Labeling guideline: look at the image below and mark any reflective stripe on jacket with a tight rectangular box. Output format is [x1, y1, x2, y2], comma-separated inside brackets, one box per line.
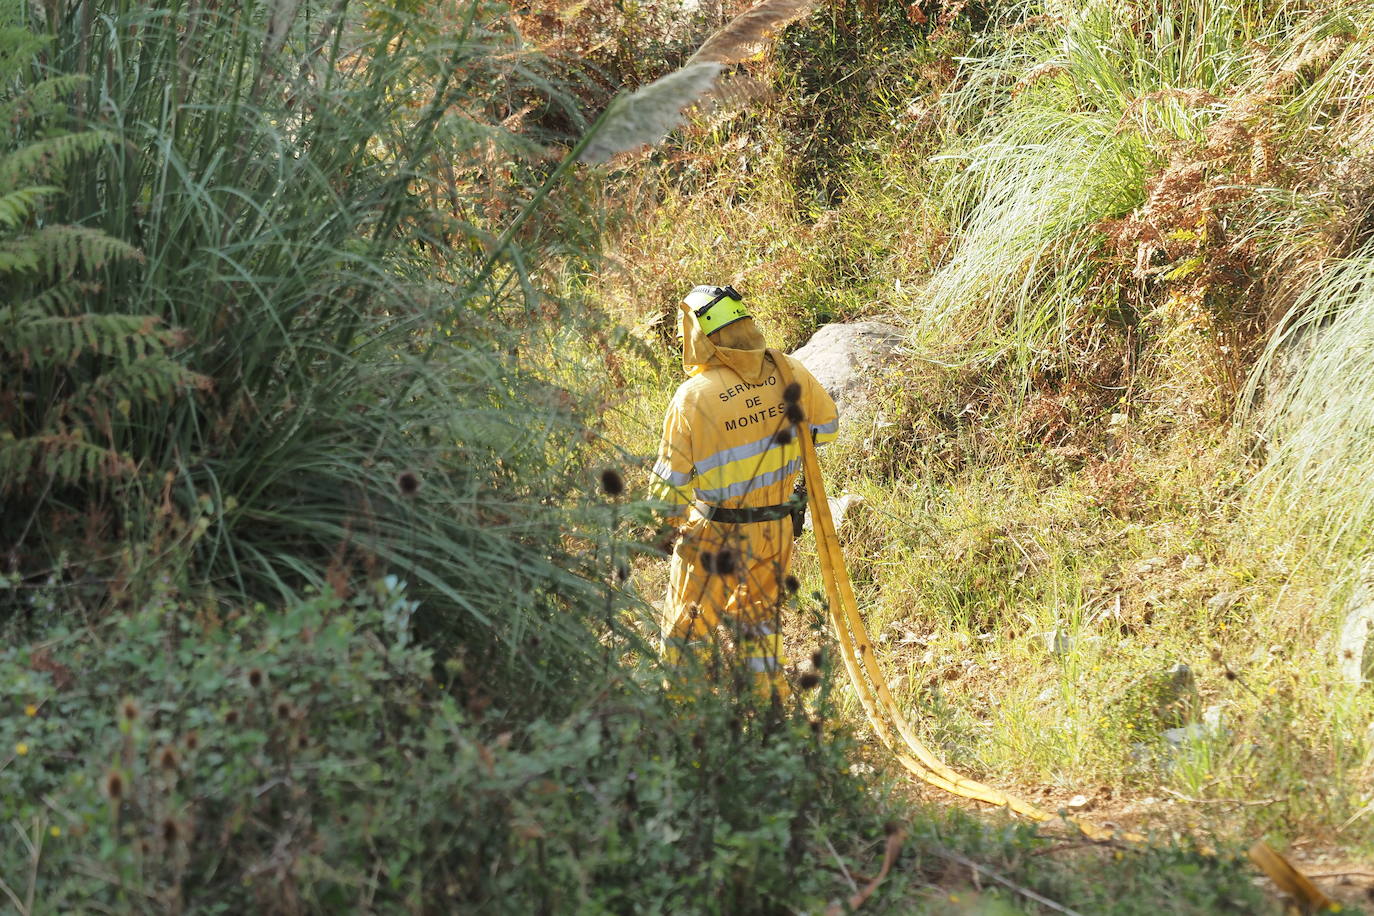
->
[651, 351, 838, 517]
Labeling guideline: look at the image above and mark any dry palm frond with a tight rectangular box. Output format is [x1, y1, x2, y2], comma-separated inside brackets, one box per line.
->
[579, 62, 723, 164]
[687, 0, 817, 67]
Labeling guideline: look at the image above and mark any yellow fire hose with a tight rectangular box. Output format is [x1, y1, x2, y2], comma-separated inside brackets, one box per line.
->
[768, 351, 1334, 913]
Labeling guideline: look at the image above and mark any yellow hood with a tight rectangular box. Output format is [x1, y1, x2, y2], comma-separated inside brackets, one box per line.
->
[679, 302, 770, 383]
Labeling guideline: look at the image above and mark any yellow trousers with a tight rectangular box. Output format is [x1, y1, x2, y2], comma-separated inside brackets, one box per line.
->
[661, 515, 793, 700]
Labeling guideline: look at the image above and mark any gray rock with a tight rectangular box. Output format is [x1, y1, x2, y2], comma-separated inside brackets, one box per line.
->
[790, 321, 905, 420]
[1040, 629, 1072, 656]
[830, 493, 864, 526]
[1163, 724, 1206, 747]
[1129, 741, 1155, 764]
[1338, 574, 1374, 685]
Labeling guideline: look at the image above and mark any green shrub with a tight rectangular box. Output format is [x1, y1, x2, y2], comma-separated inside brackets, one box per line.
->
[2, 580, 1282, 914]
[0, 582, 904, 914]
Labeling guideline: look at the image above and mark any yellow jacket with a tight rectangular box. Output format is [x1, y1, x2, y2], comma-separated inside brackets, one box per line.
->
[651, 304, 838, 519]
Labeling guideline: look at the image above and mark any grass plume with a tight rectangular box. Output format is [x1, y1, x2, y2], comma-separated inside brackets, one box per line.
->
[686, 0, 817, 67]
[579, 62, 723, 164]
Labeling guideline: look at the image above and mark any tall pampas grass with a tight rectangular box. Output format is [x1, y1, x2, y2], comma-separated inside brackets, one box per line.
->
[578, 0, 818, 164]
[4, 0, 621, 700]
[578, 62, 723, 164]
[1246, 242, 1374, 562]
[687, 0, 816, 66]
[911, 0, 1300, 370]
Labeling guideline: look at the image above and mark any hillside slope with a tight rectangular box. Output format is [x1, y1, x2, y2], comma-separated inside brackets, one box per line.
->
[592, 0, 1374, 863]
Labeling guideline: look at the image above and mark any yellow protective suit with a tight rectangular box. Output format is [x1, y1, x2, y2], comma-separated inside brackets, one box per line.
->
[651, 303, 839, 699]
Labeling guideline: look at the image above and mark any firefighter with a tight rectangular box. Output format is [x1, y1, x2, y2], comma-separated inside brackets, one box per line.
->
[650, 285, 838, 700]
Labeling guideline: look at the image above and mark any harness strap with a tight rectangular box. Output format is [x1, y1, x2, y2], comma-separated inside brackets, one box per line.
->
[693, 498, 800, 524]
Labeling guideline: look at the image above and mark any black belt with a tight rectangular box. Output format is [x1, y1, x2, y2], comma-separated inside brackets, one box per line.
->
[694, 497, 801, 525]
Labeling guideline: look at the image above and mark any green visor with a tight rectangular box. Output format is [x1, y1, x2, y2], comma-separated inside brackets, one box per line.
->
[683, 285, 749, 336]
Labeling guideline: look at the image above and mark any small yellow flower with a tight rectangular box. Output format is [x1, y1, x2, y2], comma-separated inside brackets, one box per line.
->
[15, 743, 28, 756]
[24, 704, 37, 717]
[48, 826, 60, 838]
[948, 894, 960, 903]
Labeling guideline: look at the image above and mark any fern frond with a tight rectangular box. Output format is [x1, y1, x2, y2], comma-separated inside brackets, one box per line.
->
[0, 74, 87, 126]
[7, 73, 87, 117]
[71, 356, 211, 410]
[5, 279, 101, 315]
[0, 433, 136, 495]
[0, 310, 171, 367]
[21, 224, 142, 278]
[0, 185, 55, 228]
[0, 26, 46, 87]
[0, 237, 41, 273]
[0, 132, 110, 190]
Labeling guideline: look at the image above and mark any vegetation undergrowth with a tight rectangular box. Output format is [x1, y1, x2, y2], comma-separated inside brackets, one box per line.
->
[589, 0, 1374, 885]
[2, 577, 916, 911]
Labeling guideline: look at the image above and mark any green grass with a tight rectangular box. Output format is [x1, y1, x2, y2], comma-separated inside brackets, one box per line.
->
[796, 411, 1374, 848]
[912, 0, 1308, 375]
